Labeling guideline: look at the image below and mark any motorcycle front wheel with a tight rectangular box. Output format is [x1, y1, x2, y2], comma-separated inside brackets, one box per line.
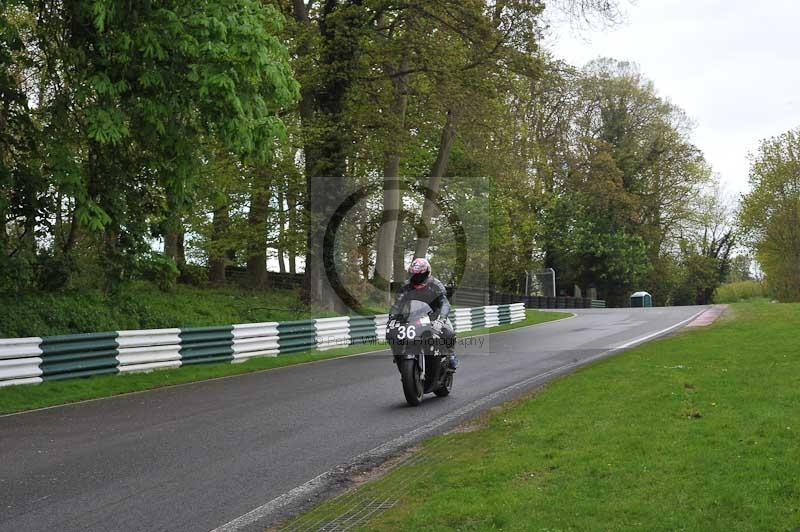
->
[399, 358, 424, 406]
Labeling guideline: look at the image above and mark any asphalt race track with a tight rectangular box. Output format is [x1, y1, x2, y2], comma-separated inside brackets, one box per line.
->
[0, 306, 707, 532]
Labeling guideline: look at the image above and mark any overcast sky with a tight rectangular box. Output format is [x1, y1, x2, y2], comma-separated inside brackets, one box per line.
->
[545, 0, 800, 195]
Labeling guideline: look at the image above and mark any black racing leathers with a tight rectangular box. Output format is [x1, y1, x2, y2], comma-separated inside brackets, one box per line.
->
[390, 277, 450, 319]
[389, 277, 455, 350]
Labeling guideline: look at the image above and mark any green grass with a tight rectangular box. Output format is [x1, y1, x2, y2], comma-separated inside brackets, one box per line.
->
[287, 301, 800, 531]
[713, 280, 768, 303]
[0, 282, 334, 337]
[0, 310, 567, 415]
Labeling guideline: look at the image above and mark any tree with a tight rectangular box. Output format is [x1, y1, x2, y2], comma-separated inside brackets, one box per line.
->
[740, 128, 800, 301]
[3, 0, 298, 290]
[673, 185, 735, 305]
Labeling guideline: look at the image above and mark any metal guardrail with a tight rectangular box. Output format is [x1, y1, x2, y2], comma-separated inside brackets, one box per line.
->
[0, 303, 526, 387]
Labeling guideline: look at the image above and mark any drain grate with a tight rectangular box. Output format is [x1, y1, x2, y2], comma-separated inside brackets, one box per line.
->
[277, 441, 452, 531]
[282, 497, 398, 532]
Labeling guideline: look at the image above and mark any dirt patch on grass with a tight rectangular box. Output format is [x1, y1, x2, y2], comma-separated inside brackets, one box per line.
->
[348, 444, 422, 487]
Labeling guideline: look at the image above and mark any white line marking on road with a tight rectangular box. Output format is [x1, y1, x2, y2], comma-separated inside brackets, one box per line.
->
[210, 307, 707, 532]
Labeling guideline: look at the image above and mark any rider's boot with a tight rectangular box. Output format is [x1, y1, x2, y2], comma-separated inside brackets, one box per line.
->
[447, 349, 458, 371]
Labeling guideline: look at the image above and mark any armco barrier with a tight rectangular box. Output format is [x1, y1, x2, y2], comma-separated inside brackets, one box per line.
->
[40, 332, 119, 380]
[453, 308, 472, 332]
[179, 326, 233, 365]
[484, 305, 500, 328]
[0, 337, 43, 387]
[315, 316, 350, 350]
[509, 303, 525, 322]
[374, 314, 389, 342]
[277, 320, 317, 354]
[232, 322, 280, 361]
[0, 303, 528, 387]
[348, 316, 377, 345]
[497, 305, 512, 325]
[116, 329, 181, 373]
[470, 307, 486, 329]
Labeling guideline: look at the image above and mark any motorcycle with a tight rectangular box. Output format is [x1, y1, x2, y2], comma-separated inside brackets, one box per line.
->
[386, 300, 454, 406]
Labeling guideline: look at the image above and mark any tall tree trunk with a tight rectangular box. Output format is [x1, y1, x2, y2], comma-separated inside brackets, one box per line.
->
[287, 187, 298, 275]
[393, 216, 407, 290]
[375, 57, 409, 301]
[0, 96, 10, 252]
[164, 225, 184, 268]
[164, 232, 178, 261]
[164, 224, 186, 272]
[0, 204, 6, 252]
[208, 204, 230, 283]
[163, 200, 183, 269]
[64, 202, 80, 256]
[301, 2, 366, 312]
[289, 0, 316, 302]
[246, 167, 271, 289]
[277, 188, 287, 273]
[177, 232, 186, 267]
[278, 252, 287, 273]
[414, 108, 460, 259]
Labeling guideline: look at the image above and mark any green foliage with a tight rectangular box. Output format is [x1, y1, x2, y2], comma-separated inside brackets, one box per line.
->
[2, 0, 298, 294]
[136, 253, 180, 292]
[672, 253, 720, 306]
[740, 128, 800, 302]
[0, 283, 326, 337]
[713, 280, 768, 303]
[0, 254, 36, 293]
[2, 0, 728, 311]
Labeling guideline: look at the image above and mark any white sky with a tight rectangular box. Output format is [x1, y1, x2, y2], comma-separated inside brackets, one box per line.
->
[545, 0, 800, 195]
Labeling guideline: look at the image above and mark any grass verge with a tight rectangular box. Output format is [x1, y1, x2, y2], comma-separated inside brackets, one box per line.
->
[0, 310, 567, 415]
[285, 300, 800, 531]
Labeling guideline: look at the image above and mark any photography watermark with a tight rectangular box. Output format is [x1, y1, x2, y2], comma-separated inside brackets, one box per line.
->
[315, 335, 487, 351]
[321, 178, 471, 312]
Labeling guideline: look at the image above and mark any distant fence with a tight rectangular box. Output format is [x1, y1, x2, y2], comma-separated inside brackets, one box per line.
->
[214, 272, 607, 310]
[501, 295, 606, 309]
[449, 286, 606, 309]
[220, 268, 304, 290]
[0, 303, 525, 387]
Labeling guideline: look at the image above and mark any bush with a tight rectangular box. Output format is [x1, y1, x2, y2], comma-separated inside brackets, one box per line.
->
[0, 282, 337, 337]
[713, 280, 768, 303]
[0, 253, 36, 293]
[135, 253, 180, 292]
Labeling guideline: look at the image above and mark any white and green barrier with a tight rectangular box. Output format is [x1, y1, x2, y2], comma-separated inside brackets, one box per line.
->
[0, 303, 525, 387]
[117, 329, 182, 373]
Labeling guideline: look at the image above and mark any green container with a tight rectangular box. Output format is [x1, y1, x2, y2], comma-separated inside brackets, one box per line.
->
[630, 291, 653, 308]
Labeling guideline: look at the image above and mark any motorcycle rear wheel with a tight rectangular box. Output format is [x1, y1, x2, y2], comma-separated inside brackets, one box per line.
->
[400, 359, 424, 406]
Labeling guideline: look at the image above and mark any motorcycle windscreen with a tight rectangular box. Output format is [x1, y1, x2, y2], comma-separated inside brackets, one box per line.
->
[396, 300, 433, 323]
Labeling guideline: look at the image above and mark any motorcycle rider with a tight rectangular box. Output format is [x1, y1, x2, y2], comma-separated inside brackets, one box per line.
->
[389, 257, 458, 370]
